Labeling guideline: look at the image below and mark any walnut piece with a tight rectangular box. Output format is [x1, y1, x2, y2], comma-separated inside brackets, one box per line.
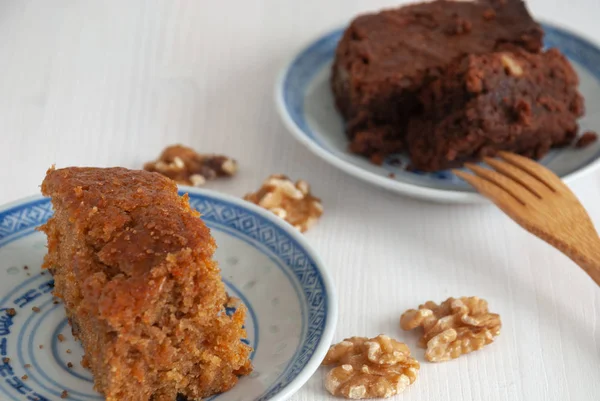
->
[244, 175, 323, 232]
[144, 144, 237, 186]
[322, 335, 419, 399]
[500, 54, 523, 77]
[400, 297, 501, 362]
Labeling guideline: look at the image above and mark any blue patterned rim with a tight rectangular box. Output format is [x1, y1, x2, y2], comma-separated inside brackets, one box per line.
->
[0, 190, 336, 401]
[276, 22, 600, 201]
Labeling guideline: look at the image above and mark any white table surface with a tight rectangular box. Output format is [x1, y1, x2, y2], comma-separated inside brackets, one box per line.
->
[1, 1, 599, 400]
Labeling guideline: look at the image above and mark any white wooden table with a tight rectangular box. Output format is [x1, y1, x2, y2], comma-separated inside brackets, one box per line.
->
[1, 1, 599, 400]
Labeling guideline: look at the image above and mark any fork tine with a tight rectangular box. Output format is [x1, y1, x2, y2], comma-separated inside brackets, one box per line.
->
[483, 157, 552, 198]
[497, 151, 562, 192]
[464, 163, 540, 205]
[453, 169, 525, 211]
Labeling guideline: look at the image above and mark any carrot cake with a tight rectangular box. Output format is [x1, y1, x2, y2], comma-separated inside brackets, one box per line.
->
[40, 167, 252, 401]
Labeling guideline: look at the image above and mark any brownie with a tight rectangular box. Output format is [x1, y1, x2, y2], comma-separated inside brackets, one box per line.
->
[40, 167, 252, 401]
[331, 0, 543, 162]
[406, 49, 584, 171]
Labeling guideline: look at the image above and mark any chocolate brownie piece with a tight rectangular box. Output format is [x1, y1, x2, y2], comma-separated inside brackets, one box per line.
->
[331, 0, 543, 161]
[406, 49, 584, 171]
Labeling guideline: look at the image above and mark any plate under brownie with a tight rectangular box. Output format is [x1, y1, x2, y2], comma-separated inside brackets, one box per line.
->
[0, 189, 337, 401]
[275, 22, 600, 203]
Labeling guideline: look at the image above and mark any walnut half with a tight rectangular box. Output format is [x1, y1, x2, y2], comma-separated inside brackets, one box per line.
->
[400, 297, 501, 362]
[322, 335, 419, 399]
[244, 175, 323, 232]
[144, 144, 238, 186]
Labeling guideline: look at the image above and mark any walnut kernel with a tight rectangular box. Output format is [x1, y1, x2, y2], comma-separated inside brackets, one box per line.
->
[500, 54, 523, 77]
[144, 144, 237, 186]
[244, 175, 323, 232]
[322, 335, 419, 399]
[400, 297, 501, 362]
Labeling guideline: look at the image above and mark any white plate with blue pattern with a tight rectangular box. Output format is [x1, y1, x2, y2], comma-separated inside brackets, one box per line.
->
[0, 188, 337, 401]
[275, 22, 600, 203]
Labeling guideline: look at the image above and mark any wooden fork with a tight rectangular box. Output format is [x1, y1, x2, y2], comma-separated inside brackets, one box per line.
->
[454, 151, 600, 287]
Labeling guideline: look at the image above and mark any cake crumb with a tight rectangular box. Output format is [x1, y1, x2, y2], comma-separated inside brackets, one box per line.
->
[388, 172, 396, 178]
[32, 307, 40, 313]
[39, 345, 44, 349]
[61, 390, 68, 399]
[6, 308, 16, 317]
[369, 153, 385, 166]
[67, 362, 74, 368]
[2, 358, 9, 364]
[23, 265, 29, 270]
[575, 131, 598, 148]
[58, 334, 66, 342]
[24, 364, 31, 368]
[21, 375, 28, 380]
[66, 349, 72, 354]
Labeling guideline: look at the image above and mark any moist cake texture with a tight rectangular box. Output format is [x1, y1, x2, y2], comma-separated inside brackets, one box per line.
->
[40, 167, 252, 401]
[331, 0, 544, 163]
[407, 49, 584, 171]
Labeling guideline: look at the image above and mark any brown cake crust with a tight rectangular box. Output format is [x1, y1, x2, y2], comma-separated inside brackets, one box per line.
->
[406, 49, 584, 171]
[40, 167, 252, 401]
[331, 0, 543, 161]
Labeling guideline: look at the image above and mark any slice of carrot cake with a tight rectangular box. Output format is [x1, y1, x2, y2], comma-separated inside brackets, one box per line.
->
[40, 167, 252, 401]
